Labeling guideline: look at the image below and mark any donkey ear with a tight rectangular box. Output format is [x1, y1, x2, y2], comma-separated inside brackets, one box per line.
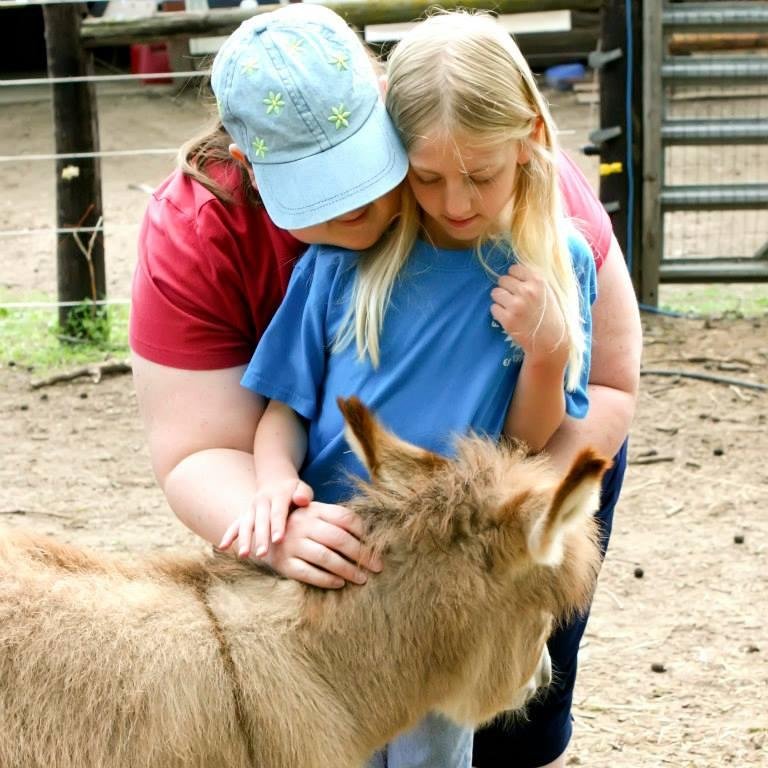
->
[528, 449, 610, 566]
[337, 396, 446, 480]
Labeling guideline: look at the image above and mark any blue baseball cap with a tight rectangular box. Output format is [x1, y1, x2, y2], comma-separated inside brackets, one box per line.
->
[211, 4, 408, 230]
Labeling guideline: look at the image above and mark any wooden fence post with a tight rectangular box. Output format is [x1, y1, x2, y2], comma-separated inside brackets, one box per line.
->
[43, 3, 106, 338]
[597, 0, 644, 296]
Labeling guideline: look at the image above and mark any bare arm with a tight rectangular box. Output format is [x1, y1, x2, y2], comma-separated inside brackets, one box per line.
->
[131, 352, 265, 546]
[221, 399, 309, 558]
[503, 352, 567, 451]
[493, 264, 569, 451]
[544, 237, 642, 471]
[131, 353, 379, 587]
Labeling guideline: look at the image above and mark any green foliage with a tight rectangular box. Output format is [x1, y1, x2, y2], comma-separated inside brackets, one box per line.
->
[659, 284, 768, 318]
[0, 293, 129, 373]
[59, 300, 112, 345]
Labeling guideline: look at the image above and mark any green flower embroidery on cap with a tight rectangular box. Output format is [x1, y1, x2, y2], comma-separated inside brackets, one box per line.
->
[241, 57, 259, 75]
[329, 52, 349, 71]
[251, 138, 268, 158]
[263, 91, 285, 116]
[289, 39, 304, 53]
[328, 104, 351, 129]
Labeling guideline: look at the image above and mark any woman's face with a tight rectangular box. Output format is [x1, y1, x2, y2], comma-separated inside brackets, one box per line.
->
[287, 186, 402, 250]
[407, 131, 528, 249]
[229, 144, 402, 250]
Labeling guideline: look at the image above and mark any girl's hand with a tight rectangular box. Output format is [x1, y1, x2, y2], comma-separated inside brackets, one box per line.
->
[219, 477, 313, 559]
[490, 264, 568, 367]
[260, 502, 383, 589]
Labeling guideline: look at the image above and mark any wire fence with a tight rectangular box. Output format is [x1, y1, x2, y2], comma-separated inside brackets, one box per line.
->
[1, 2, 211, 321]
[0, 1, 609, 321]
[663, 77, 768, 263]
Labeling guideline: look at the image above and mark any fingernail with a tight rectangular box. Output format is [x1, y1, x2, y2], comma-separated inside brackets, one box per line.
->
[271, 531, 282, 543]
[355, 572, 368, 585]
[239, 547, 249, 558]
[255, 544, 267, 558]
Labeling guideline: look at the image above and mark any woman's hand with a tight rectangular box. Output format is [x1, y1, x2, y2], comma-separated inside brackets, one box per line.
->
[218, 492, 382, 589]
[219, 499, 383, 590]
[219, 477, 314, 559]
[490, 264, 568, 367]
[259, 501, 383, 589]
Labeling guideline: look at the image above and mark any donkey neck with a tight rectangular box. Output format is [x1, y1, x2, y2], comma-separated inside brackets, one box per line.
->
[297, 553, 479, 749]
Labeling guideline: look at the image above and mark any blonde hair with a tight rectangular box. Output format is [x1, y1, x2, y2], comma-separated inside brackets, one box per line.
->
[340, 10, 586, 389]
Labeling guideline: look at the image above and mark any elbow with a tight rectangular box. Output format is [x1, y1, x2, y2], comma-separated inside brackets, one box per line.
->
[145, 436, 196, 497]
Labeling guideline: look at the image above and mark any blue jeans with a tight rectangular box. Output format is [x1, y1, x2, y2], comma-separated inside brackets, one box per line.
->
[367, 713, 473, 768]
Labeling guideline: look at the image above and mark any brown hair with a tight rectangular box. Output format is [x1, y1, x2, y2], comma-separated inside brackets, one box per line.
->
[177, 71, 259, 206]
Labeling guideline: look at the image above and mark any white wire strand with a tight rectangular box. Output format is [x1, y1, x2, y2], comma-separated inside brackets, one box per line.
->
[0, 224, 142, 238]
[0, 71, 207, 87]
[0, 0, 110, 6]
[0, 299, 130, 309]
[0, 148, 176, 163]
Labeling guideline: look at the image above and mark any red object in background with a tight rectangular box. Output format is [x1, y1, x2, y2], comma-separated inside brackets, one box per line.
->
[130, 43, 172, 85]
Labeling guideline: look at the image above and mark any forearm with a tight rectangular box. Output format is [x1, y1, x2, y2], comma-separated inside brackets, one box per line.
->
[503, 357, 566, 452]
[253, 400, 307, 482]
[544, 384, 635, 472]
[163, 448, 258, 546]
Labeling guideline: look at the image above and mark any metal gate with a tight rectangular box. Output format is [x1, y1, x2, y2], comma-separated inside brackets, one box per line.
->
[641, 1, 768, 305]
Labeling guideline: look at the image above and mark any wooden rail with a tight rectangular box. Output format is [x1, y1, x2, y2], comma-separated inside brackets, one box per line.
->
[80, 0, 603, 47]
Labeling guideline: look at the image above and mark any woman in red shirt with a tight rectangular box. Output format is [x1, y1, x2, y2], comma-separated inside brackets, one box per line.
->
[131, 7, 641, 767]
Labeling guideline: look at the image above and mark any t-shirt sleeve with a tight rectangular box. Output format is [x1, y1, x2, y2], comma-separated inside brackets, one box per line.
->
[563, 229, 598, 420]
[240, 247, 330, 421]
[129, 195, 256, 370]
[558, 149, 614, 271]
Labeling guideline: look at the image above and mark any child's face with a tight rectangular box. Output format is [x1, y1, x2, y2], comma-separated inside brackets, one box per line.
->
[407, 132, 528, 249]
[286, 186, 402, 251]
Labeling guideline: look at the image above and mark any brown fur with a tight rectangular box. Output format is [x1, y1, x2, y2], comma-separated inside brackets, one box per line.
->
[0, 398, 608, 768]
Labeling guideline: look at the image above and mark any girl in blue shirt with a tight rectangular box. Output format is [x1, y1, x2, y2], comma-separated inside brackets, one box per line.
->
[222, 11, 596, 768]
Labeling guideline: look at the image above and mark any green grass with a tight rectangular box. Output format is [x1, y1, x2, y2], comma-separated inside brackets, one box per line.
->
[658, 284, 768, 317]
[2, 284, 765, 374]
[0, 293, 129, 373]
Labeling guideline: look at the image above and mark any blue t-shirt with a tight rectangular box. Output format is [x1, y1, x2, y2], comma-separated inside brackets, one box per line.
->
[242, 234, 596, 503]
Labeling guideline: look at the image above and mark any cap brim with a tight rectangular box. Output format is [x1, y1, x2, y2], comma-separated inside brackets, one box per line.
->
[253, 100, 409, 230]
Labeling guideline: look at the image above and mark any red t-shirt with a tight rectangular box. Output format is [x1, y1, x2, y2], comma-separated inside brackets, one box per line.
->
[130, 152, 612, 370]
[130, 161, 303, 369]
[558, 150, 612, 271]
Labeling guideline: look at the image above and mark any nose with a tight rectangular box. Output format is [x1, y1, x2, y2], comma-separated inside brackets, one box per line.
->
[443, 180, 473, 219]
[334, 205, 368, 222]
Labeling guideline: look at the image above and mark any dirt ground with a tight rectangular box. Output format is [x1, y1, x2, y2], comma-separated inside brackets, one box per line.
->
[1, 84, 766, 767]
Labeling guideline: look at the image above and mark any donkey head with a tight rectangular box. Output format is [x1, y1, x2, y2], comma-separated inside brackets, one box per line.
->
[337, 396, 609, 724]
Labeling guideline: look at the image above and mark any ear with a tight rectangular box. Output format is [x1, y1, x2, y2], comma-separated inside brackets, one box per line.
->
[528, 448, 610, 565]
[337, 396, 446, 480]
[229, 143, 258, 189]
[517, 117, 545, 165]
[228, 143, 248, 166]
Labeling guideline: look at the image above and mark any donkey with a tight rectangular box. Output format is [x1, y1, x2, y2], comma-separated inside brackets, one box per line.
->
[0, 397, 608, 768]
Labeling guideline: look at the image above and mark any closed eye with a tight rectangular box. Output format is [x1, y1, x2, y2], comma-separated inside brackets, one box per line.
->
[469, 174, 498, 185]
